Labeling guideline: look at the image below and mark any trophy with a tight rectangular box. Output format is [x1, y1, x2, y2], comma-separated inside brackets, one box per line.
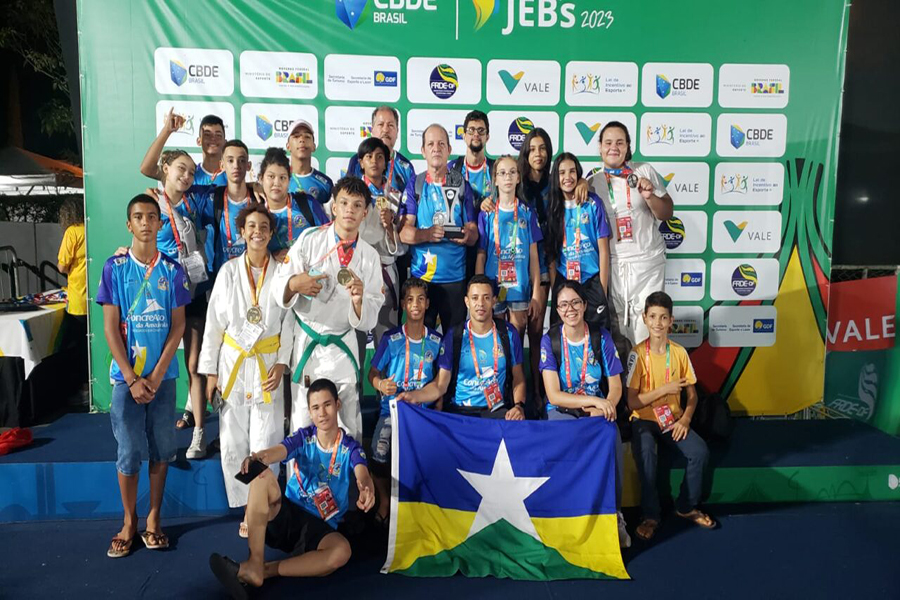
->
[438, 170, 465, 240]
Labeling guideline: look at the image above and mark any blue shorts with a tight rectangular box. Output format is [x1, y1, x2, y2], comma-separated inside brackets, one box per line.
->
[110, 378, 177, 475]
[494, 299, 529, 315]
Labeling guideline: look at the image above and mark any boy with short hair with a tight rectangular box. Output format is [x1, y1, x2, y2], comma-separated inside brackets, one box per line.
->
[97, 194, 190, 558]
[209, 378, 374, 598]
[286, 120, 333, 203]
[140, 110, 227, 186]
[625, 291, 715, 541]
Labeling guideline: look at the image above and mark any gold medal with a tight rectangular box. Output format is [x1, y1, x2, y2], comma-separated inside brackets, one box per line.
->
[375, 196, 390, 211]
[246, 306, 263, 324]
[337, 267, 353, 287]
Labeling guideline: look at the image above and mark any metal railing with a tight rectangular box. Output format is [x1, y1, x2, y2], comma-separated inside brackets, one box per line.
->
[0, 246, 67, 300]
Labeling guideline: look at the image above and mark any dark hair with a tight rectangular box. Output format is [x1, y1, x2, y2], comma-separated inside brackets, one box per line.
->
[463, 110, 490, 133]
[421, 123, 450, 147]
[307, 378, 339, 404]
[516, 127, 553, 185]
[545, 153, 584, 267]
[127, 194, 161, 219]
[236, 203, 275, 232]
[466, 273, 495, 295]
[199, 114, 225, 133]
[223, 139, 249, 155]
[259, 147, 290, 177]
[59, 197, 84, 230]
[371, 105, 399, 126]
[644, 291, 673, 316]
[401, 276, 428, 300]
[357, 136, 391, 163]
[332, 176, 372, 205]
[599, 121, 633, 162]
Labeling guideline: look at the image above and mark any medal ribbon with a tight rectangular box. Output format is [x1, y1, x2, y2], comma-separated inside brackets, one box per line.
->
[467, 321, 500, 406]
[562, 323, 590, 393]
[126, 251, 161, 317]
[223, 188, 252, 247]
[644, 339, 671, 391]
[402, 324, 427, 390]
[426, 172, 448, 215]
[162, 191, 192, 254]
[604, 166, 634, 213]
[364, 175, 387, 202]
[309, 231, 357, 268]
[562, 202, 583, 266]
[291, 430, 343, 492]
[494, 199, 519, 276]
[244, 252, 270, 309]
[335, 237, 356, 268]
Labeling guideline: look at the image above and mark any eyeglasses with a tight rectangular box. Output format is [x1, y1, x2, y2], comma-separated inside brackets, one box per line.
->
[496, 169, 519, 179]
[466, 127, 487, 135]
[556, 299, 584, 312]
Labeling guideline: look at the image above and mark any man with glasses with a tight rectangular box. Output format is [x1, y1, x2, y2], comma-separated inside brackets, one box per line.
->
[450, 111, 494, 280]
[398, 124, 478, 332]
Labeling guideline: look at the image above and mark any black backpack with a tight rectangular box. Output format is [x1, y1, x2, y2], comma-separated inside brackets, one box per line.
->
[445, 318, 514, 410]
[413, 169, 466, 211]
[690, 385, 734, 441]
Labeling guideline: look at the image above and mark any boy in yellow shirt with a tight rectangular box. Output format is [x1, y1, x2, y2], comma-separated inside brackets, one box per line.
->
[626, 291, 715, 541]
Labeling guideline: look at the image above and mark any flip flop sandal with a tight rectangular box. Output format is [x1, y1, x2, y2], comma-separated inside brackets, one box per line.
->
[107, 536, 133, 558]
[175, 412, 195, 429]
[209, 553, 249, 600]
[635, 518, 659, 541]
[238, 522, 248, 539]
[676, 509, 717, 530]
[141, 530, 170, 550]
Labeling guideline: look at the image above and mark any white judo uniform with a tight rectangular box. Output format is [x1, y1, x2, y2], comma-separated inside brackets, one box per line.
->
[271, 223, 384, 440]
[589, 162, 669, 357]
[198, 255, 293, 507]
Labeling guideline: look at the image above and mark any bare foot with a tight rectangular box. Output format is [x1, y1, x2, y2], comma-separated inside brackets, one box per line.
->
[238, 560, 264, 588]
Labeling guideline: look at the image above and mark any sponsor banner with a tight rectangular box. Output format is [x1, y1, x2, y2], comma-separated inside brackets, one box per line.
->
[641, 62, 714, 108]
[323, 54, 401, 102]
[712, 210, 782, 254]
[324, 106, 401, 152]
[486, 110, 560, 155]
[154, 47, 234, 96]
[406, 109, 470, 157]
[648, 162, 709, 206]
[710, 258, 780, 301]
[486, 59, 561, 106]
[155, 100, 236, 144]
[824, 351, 883, 423]
[709, 305, 777, 347]
[407, 58, 482, 104]
[324, 156, 348, 184]
[714, 162, 785, 206]
[564, 61, 638, 107]
[239, 51, 317, 99]
[664, 259, 706, 301]
[581, 160, 602, 175]
[563, 112, 636, 157]
[659, 211, 708, 254]
[716, 113, 788, 158]
[638, 112, 711, 157]
[250, 154, 319, 181]
[240, 103, 319, 150]
[671, 305, 704, 349]
[826, 275, 897, 352]
[718, 64, 790, 109]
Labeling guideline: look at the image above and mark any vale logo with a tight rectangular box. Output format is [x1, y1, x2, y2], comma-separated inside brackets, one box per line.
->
[499, 69, 525, 93]
[472, 0, 499, 30]
[662, 173, 675, 187]
[724, 219, 748, 242]
[575, 122, 601, 145]
[336, 0, 368, 30]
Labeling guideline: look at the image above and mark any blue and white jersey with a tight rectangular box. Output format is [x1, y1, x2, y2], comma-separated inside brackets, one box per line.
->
[282, 426, 367, 528]
[289, 169, 333, 205]
[269, 193, 329, 254]
[96, 251, 191, 382]
[155, 190, 214, 264]
[371, 325, 443, 416]
[450, 157, 493, 206]
[555, 192, 611, 283]
[212, 189, 256, 270]
[539, 325, 623, 412]
[347, 150, 416, 193]
[437, 320, 523, 408]
[193, 164, 226, 187]
[477, 200, 543, 303]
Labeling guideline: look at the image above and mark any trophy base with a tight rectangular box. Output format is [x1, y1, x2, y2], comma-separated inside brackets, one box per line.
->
[443, 227, 465, 240]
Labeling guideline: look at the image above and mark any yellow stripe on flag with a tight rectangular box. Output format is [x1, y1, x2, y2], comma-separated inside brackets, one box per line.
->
[389, 502, 476, 572]
[533, 514, 629, 579]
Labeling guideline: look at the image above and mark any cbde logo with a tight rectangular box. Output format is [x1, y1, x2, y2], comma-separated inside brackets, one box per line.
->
[731, 264, 758, 297]
[717, 114, 787, 158]
[659, 217, 686, 249]
[508, 117, 534, 151]
[256, 115, 300, 142]
[430, 64, 459, 99]
[656, 74, 700, 99]
[336, 0, 436, 30]
[753, 318, 775, 333]
[169, 59, 219, 86]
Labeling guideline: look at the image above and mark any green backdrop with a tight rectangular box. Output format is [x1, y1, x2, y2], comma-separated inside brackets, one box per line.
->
[78, 0, 849, 413]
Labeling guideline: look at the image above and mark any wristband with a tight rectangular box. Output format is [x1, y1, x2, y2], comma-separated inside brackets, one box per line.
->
[127, 375, 139, 387]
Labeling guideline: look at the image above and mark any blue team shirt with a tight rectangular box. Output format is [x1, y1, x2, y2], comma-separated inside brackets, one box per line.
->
[212, 188, 257, 271]
[400, 177, 477, 284]
[539, 325, 623, 412]
[372, 325, 443, 416]
[450, 157, 493, 205]
[289, 169, 334, 205]
[437, 320, 523, 408]
[156, 189, 214, 264]
[282, 426, 367, 528]
[556, 192, 611, 283]
[269, 193, 329, 254]
[348, 150, 416, 193]
[477, 201, 543, 303]
[193, 164, 227, 187]
[96, 251, 191, 382]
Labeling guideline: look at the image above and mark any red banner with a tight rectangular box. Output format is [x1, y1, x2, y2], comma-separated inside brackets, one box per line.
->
[826, 275, 897, 351]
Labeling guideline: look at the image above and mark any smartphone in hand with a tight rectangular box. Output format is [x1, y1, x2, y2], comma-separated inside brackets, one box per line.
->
[235, 459, 267, 485]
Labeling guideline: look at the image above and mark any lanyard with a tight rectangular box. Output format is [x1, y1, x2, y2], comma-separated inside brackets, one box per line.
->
[364, 175, 387, 201]
[467, 321, 499, 384]
[562, 323, 590, 393]
[162, 191, 191, 254]
[335, 236, 355, 267]
[126, 251, 161, 317]
[463, 159, 490, 198]
[604, 166, 633, 213]
[244, 253, 270, 308]
[402, 324, 426, 390]
[644, 339, 671, 391]
[562, 202, 582, 262]
[385, 156, 396, 193]
[309, 232, 357, 268]
[494, 199, 519, 266]
[223, 188, 251, 247]
[292, 430, 343, 491]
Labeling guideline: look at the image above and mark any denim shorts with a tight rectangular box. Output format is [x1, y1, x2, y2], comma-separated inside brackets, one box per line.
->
[371, 414, 392, 465]
[110, 378, 177, 475]
[494, 299, 530, 315]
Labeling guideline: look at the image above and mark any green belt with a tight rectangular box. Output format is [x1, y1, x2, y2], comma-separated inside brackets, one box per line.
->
[291, 314, 359, 384]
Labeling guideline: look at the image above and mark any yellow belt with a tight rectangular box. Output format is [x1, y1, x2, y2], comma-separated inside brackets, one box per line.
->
[222, 333, 281, 404]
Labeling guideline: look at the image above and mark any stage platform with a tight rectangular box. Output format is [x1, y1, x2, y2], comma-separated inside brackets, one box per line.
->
[2, 412, 899, 523]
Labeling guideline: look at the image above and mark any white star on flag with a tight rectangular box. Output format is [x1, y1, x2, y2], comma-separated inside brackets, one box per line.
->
[457, 438, 549, 543]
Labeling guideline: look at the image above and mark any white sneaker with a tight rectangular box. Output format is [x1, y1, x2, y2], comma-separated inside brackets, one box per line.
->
[186, 427, 207, 459]
[617, 511, 632, 549]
